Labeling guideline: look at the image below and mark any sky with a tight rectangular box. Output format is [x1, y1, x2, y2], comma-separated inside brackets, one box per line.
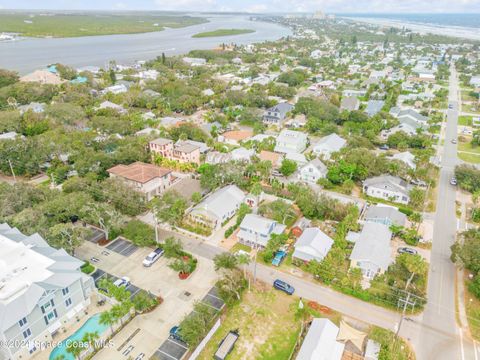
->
[0, 0, 480, 13]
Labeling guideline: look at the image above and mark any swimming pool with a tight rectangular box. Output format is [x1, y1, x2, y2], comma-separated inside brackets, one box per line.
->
[49, 313, 109, 360]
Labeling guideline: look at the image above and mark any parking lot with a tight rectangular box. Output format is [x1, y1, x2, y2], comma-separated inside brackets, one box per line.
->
[106, 237, 139, 257]
[75, 239, 219, 360]
[152, 286, 225, 360]
[91, 269, 144, 299]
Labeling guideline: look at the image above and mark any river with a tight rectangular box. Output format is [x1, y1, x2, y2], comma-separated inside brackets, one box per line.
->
[0, 15, 291, 74]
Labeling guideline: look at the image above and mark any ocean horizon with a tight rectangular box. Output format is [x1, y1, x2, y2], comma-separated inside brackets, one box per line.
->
[337, 13, 480, 29]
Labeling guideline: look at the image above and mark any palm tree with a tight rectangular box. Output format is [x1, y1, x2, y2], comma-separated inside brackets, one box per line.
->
[99, 310, 115, 334]
[82, 331, 100, 353]
[66, 341, 83, 360]
[237, 253, 250, 278]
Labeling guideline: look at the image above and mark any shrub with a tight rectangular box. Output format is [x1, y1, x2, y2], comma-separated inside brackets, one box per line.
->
[81, 261, 95, 274]
[122, 220, 155, 247]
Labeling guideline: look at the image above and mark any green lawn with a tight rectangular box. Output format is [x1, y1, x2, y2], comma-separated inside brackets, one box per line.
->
[465, 280, 480, 341]
[0, 13, 206, 37]
[192, 28, 255, 38]
[459, 115, 473, 126]
[458, 138, 480, 164]
[196, 289, 300, 360]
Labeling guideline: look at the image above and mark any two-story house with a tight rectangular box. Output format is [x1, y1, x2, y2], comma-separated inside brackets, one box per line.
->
[107, 162, 172, 201]
[149, 138, 201, 165]
[262, 103, 294, 126]
[0, 223, 94, 360]
[237, 214, 286, 248]
[274, 129, 308, 154]
[362, 175, 412, 205]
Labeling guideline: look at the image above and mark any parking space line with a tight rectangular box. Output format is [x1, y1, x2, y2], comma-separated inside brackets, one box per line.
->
[156, 350, 178, 360]
[168, 339, 188, 350]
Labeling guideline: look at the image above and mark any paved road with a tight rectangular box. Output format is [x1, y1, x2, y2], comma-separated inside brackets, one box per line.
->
[150, 67, 480, 359]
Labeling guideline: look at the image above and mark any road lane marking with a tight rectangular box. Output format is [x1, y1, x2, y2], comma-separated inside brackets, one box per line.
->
[460, 328, 465, 360]
[474, 340, 479, 360]
[438, 267, 444, 314]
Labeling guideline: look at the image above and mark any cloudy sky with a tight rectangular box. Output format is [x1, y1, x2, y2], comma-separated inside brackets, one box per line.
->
[0, 0, 479, 13]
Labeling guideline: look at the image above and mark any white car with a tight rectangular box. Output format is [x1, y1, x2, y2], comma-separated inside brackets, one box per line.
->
[143, 247, 164, 267]
[113, 276, 130, 288]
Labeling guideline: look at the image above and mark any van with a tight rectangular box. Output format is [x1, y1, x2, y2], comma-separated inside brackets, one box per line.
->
[214, 331, 239, 360]
[143, 247, 164, 267]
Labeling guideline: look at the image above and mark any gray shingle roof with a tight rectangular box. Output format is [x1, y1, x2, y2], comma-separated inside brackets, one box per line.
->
[350, 222, 392, 270]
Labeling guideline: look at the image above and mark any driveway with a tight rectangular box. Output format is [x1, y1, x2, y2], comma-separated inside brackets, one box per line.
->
[75, 240, 219, 360]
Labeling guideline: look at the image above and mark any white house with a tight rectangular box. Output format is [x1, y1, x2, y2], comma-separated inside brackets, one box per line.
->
[390, 151, 416, 170]
[292, 227, 334, 263]
[298, 159, 327, 183]
[362, 175, 411, 205]
[188, 185, 245, 230]
[237, 214, 286, 248]
[349, 222, 393, 279]
[296, 318, 345, 360]
[313, 133, 347, 159]
[274, 129, 308, 154]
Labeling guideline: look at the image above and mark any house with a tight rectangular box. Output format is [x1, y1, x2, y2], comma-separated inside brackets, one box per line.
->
[291, 217, 312, 238]
[349, 222, 393, 279]
[296, 318, 345, 360]
[20, 70, 63, 85]
[187, 185, 244, 230]
[107, 162, 172, 201]
[205, 151, 232, 164]
[219, 130, 253, 145]
[298, 159, 327, 183]
[135, 127, 161, 137]
[340, 96, 360, 111]
[230, 147, 255, 162]
[262, 103, 294, 126]
[342, 89, 366, 98]
[364, 205, 407, 227]
[285, 152, 308, 166]
[102, 84, 128, 95]
[380, 123, 418, 140]
[237, 214, 286, 248]
[390, 108, 428, 127]
[274, 129, 308, 154]
[0, 131, 22, 141]
[390, 151, 416, 170]
[149, 138, 201, 165]
[259, 150, 283, 168]
[470, 76, 480, 88]
[363, 175, 412, 205]
[313, 133, 347, 159]
[365, 100, 385, 117]
[0, 223, 94, 360]
[96, 101, 127, 114]
[178, 139, 209, 154]
[292, 227, 334, 263]
[182, 57, 207, 66]
[18, 102, 45, 114]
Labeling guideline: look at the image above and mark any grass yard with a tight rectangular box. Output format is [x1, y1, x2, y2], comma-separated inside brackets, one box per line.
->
[458, 137, 480, 164]
[0, 13, 206, 37]
[196, 288, 301, 360]
[458, 115, 473, 126]
[465, 280, 480, 341]
[192, 28, 255, 38]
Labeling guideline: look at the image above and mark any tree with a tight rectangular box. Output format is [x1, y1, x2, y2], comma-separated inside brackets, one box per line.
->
[279, 159, 297, 176]
[163, 237, 184, 258]
[409, 187, 426, 209]
[122, 220, 155, 247]
[66, 341, 83, 360]
[451, 229, 480, 274]
[178, 302, 216, 346]
[99, 310, 115, 334]
[81, 331, 100, 353]
[80, 202, 125, 241]
[151, 190, 188, 226]
[109, 69, 116, 84]
[397, 253, 428, 290]
[46, 223, 89, 255]
[0, 69, 19, 88]
[213, 252, 238, 271]
[191, 192, 202, 204]
[216, 269, 247, 305]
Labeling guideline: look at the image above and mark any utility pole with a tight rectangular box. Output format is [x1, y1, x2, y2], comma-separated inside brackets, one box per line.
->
[8, 159, 16, 183]
[394, 274, 417, 354]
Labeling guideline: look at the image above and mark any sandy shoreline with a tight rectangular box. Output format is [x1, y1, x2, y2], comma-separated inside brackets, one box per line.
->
[343, 16, 480, 41]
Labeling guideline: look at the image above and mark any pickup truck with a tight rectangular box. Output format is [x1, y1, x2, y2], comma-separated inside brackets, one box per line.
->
[272, 250, 287, 266]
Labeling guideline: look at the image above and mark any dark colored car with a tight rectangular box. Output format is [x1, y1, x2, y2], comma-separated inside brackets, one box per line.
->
[273, 279, 295, 295]
[169, 326, 184, 342]
[397, 247, 418, 255]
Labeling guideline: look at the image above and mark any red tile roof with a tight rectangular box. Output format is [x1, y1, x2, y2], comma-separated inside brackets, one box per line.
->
[107, 162, 171, 184]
